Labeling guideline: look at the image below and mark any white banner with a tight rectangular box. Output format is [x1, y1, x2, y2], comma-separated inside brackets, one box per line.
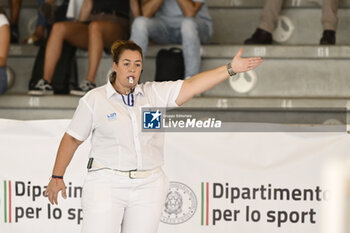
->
[0, 119, 348, 233]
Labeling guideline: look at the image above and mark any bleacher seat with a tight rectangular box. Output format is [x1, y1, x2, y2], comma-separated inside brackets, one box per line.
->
[1, 0, 350, 120]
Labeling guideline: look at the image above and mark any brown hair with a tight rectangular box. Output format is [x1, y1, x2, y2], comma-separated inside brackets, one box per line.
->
[109, 40, 143, 82]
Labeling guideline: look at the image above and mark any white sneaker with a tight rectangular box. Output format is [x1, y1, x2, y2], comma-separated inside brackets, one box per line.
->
[28, 78, 54, 95]
[70, 80, 96, 96]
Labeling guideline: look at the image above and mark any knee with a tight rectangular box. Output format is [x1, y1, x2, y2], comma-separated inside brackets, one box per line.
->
[51, 22, 68, 37]
[131, 16, 150, 34]
[181, 17, 198, 37]
[88, 21, 102, 34]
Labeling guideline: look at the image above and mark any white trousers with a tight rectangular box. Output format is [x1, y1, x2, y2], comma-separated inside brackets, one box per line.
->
[81, 169, 169, 233]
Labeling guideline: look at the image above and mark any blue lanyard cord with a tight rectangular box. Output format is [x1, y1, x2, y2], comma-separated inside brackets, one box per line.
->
[121, 93, 134, 107]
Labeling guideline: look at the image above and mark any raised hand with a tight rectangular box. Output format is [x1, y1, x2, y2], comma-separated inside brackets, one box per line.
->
[231, 48, 263, 73]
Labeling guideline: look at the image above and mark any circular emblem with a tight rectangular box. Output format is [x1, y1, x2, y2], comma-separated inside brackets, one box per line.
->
[160, 182, 197, 224]
[272, 15, 295, 43]
[323, 118, 343, 125]
[229, 70, 258, 93]
[28, 15, 38, 35]
[6, 66, 15, 90]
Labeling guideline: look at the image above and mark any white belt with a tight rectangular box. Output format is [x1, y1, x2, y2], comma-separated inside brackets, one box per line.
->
[89, 160, 161, 179]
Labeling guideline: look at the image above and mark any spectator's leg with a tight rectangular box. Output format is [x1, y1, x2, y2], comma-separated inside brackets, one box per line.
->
[0, 66, 7, 94]
[181, 17, 211, 78]
[244, 0, 283, 44]
[86, 21, 127, 84]
[23, 0, 46, 44]
[8, 0, 22, 43]
[37, 0, 47, 28]
[130, 16, 169, 60]
[320, 0, 339, 45]
[40, 0, 54, 23]
[9, 0, 21, 25]
[0, 24, 10, 94]
[322, 0, 338, 31]
[43, 21, 88, 83]
[259, 0, 284, 33]
[34, 25, 45, 39]
[0, 24, 10, 67]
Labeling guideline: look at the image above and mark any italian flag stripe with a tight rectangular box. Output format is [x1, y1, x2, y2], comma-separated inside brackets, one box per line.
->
[4, 180, 7, 223]
[9, 181, 11, 223]
[201, 182, 209, 226]
[206, 182, 209, 226]
[201, 182, 204, 225]
[3, 180, 12, 223]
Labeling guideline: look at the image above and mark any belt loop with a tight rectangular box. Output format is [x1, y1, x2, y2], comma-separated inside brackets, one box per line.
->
[129, 169, 137, 179]
[87, 158, 94, 169]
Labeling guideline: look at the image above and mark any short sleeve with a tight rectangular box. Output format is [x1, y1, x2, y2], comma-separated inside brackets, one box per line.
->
[66, 98, 93, 141]
[0, 14, 9, 27]
[152, 80, 184, 108]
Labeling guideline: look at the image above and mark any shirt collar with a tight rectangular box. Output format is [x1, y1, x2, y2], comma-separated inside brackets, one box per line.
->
[106, 80, 144, 99]
[133, 84, 144, 96]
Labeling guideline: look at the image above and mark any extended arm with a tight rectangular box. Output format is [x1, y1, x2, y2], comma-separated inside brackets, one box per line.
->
[176, 0, 203, 17]
[175, 49, 263, 106]
[141, 0, 163, 18]
[78, 0, 93, 22]
[44, 133, 83, 205]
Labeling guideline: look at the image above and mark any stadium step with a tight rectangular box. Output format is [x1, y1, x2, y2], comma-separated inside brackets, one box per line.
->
[2, 0, 350, 120]
[0, 94, 348, 121]
[6, 44, 350, 98]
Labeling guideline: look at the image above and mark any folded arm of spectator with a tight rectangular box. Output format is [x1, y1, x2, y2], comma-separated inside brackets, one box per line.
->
[141, 0, 163, 18]
[176, 0, 203, 17]
[78, 0, 93, 22]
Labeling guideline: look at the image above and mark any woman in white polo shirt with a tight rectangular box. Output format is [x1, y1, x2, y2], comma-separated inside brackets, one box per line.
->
[44, 40, 263, 233]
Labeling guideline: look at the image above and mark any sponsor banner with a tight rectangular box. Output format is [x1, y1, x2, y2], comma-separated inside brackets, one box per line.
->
[0, 119, 349, 233]
[159, 132, 347, 233]
[0, 120, 89, 233]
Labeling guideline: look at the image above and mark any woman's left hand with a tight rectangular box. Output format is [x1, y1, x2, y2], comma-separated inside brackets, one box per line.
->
[44, 178, 67, 205]
[231, 48, 263, 73]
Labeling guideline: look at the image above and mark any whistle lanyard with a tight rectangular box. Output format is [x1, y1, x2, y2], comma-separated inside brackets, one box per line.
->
[121, 93, 134, 107]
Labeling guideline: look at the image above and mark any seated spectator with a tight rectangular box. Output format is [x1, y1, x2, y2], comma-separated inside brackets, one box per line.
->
[23, 0, 56, 45]
[8, 0, 57, 45]
[0, 7, 11, 94]
[244, 0, 338, 45]
[28, 0, 140, 96]
[130, 0, 212, 79]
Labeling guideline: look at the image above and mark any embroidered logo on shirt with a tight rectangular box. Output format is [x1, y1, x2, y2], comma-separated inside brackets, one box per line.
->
[107, 112, 117, 120]
[143, 110, 161, 129]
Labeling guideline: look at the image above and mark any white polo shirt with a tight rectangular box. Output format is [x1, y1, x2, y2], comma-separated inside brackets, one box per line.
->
[67, 80, 184, 170]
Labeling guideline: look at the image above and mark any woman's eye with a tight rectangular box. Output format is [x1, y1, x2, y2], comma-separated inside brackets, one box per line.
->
[136, 64, 141, 67]
[124, 63, 129, 66]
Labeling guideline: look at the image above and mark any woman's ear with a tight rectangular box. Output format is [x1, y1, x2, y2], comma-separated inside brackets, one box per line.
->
[112, 62, 118, 72]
